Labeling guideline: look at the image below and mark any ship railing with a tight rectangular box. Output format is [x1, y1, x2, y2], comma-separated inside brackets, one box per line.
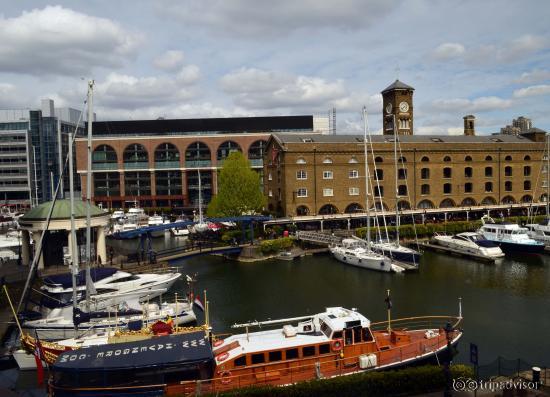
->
[370, 315, 463, 331]
[172, 328, 460, 395]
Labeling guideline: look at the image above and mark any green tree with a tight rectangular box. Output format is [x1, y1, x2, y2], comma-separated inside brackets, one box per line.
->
[207, 151, 266, 217]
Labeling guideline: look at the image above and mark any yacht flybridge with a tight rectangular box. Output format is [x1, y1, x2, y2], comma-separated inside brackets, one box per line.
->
[48, 304, 463, 395]
[478, 215, 545, 254]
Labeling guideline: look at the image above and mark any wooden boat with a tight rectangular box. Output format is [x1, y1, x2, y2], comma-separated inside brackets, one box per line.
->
[48, 304, 463, 396]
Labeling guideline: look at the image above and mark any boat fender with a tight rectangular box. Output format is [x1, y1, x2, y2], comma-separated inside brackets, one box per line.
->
[217, 352, 229, 362]
[331, 339, 343, 352]
[220, 370, 232, 385]
[213, 339, 224, 347]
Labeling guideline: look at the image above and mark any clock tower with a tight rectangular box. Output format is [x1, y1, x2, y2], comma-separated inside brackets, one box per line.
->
[381, 79, 414, 135]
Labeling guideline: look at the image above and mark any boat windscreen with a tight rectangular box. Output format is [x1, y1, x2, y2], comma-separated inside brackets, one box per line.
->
[53, 331, 213, 372]
[43, 268, 119, 288]
[476, 240, 499, 248]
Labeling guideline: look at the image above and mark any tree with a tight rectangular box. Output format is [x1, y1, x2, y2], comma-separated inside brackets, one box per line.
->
[207, 151, 266, 217]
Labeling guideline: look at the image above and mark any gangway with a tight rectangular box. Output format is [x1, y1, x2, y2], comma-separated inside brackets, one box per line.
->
[295, 231, 343, 245]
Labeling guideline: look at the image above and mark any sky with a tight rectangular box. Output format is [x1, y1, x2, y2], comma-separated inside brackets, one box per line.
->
[0, 0, 549, 135]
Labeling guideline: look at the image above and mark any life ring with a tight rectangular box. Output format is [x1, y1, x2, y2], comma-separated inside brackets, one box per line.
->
[217, 352, 229, 362]
[220, 370, 232, 385]
[331, 339, 343, 352]
[213, 339, 224, 347]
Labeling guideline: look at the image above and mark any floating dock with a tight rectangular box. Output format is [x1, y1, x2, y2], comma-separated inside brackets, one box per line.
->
[419, 241, 501, 263]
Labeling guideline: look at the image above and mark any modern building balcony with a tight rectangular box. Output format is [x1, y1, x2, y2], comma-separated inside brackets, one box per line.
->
[187, 184, 212, 189]
[185, 160, 212, 168]
[123, 161, 149, 170]
[155, 160, 181, 169]
[92, 163, 118, 171]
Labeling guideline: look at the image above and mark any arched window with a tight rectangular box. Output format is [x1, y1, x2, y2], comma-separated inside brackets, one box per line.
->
[154, 143, 180, 167]
[485, 155, 493, 161]
[345, 203, 363, 213]
[521, 195, 532, 203]
[505, 166, 512, 177]
[92, 145, 117, 170]
[421, 156, 430, 162]
[398, 156, 407, 163]
[440, 198, 455, 208]
[524, 155, 531, 161]
[123, 143, 148, 168]
[323, 157, 333, 164]
[502, 196, 516, 204]
[185, 141, 211, 167]
[296, 205, 309, 216]
[481, 197, 496, 205]
[443, 156, 451, 162]
[421, 184, 430, 195]
[418, 199, 434, 209]
[461, 198, 476, 206]
[318, 204, 338, 215]
[348, 157, 359, 164]
[464, 155, 472, 162]
[296, 157, 306, 164]
[217, 141, 242, 161]
[375, 156, 383, 163]
[505, 155, 512, 161]
[505, 181, 512, 191]
[397, 200, 410, 210]
[248, 140, 267, 166]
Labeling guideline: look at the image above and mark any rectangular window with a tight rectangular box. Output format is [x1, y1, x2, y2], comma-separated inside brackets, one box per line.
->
[285, 348, 298, 360]
[251, 353, 265, 364]
[234, 355, 246, 366]
[268, 190, 273, 197]
[268, 172, 272, 181]
[268, 351, 282, 362]
[296, 170, 307, 180]
[302, 346, 316, 357]
[296, 188, 307, 198]
[349, 187, 359, 196]
[323, 188, 333, 197]
[349, 170, 359, 179]
[323, 171, 333, 179]
[398, 169, 407, 179]
[319, 344, 331, 355]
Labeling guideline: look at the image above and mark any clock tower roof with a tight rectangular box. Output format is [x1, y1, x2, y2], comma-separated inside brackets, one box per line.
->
[381, 79, 415, 94]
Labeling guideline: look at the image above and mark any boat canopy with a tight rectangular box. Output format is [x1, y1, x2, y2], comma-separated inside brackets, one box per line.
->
[43, 267, 119, 288]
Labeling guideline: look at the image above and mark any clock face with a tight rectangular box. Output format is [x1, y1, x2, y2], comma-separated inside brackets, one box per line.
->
[399, 101, 409, 112]
[385, 103, 392, 114]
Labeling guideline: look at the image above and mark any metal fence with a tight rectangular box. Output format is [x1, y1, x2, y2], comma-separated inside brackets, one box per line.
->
[477, 356, 548, 385]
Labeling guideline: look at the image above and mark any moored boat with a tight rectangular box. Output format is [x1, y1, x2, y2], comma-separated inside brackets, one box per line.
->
[48, 305, 462, 396]
[330, 239, 404, 273]
[433, 231, 505, 260]
[478, 215, 545, 254]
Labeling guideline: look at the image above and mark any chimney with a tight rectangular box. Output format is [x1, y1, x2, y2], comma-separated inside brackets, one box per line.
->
[463, 115, 475, 136]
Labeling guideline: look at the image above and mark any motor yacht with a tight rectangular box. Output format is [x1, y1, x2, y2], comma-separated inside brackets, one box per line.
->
[433, 232, 505, 259]
[478, 215, 545, 254]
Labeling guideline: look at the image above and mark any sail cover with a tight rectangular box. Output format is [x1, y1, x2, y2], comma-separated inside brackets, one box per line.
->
[52, 331, 212, 371]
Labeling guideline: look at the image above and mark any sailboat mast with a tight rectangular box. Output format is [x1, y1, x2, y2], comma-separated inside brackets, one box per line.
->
[393, 115, 400, 244]
[546, 134, 549, 218]
[363, 107, 371, 251]
[197, 169, 203, 223]
[85, 80, 96, 307]
[69, 128, 79, 329]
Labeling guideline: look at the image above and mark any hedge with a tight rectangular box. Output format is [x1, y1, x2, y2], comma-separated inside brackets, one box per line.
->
[207, 364, 474, 397]
[259, 237, 294, 254]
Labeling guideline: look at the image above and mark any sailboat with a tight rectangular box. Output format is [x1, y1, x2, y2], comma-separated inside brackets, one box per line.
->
[371, 117, 421, 265]
[191, 169, 209, 233]
[18, 81, 195, 342]
[527, 134, 550, 245]
[330, 108, 403, 273]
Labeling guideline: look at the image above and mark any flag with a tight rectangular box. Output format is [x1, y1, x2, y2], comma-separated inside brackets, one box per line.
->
[271, 147, 279, 163]
[34, 337, 44, 386]
[194, 294, 205, 312]
[384, 291, 392, 310]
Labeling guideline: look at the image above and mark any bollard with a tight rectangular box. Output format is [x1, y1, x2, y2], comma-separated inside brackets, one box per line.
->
[532, 367, 541, 388]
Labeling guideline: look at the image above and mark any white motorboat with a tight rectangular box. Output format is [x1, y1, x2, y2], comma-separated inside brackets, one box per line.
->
[478, 215, 545, 254]
[0, 230, 22, 249]
[330, 239, 404, 273]
[432, 232, 505, 259]
[526, 219, 550, 245]
[110, 210, 125, 221]
[171, 226, 190, 237]
[147, 214, 167, 237]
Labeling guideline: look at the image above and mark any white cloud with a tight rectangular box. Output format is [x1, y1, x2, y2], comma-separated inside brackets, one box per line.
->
[176, 65, 201, 84]
[431, 43, 465, 60]
[153, 50, 185, 71]
[515, 69, 550, 84]
[513, 84, 550, 98]
[431, 96, 512, 112]
[220, 67, 348, 110]
[503, 35, 548, 61]
[157, 0, 397, 37]
[0, 6, 141, 76]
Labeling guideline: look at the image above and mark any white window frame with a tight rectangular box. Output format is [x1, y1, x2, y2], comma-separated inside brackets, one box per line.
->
[296, 188, 308, 198]
[323, 188, 334, 197]
[349, 169, 359, 179]
[349, 187, 359, 196]
[268, 172, 272, 181]
[323, 170, 333, 179]
[296, 170, 307, 180]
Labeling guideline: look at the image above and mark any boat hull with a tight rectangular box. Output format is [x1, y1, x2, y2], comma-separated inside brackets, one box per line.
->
[331, 248, 394, 272]
[371, 244, 421, 264]
[494, 240, 545, 254]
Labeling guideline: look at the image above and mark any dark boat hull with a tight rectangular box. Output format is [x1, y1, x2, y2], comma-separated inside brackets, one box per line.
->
[496, 241, 545, 254]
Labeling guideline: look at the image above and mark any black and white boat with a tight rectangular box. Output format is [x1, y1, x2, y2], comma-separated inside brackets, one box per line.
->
[432, 232, 505, 260]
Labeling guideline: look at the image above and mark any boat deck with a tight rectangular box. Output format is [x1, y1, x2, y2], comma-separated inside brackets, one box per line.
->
[419, 242, 500, 263]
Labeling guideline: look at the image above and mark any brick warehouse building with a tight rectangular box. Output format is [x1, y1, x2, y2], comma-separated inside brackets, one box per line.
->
[264, 80, 548, 217]
[75, 115, 328, 209]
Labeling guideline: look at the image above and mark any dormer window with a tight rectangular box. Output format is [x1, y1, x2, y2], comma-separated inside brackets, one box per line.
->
[323, 157, 333, 164]
[296, 157, 306, 164]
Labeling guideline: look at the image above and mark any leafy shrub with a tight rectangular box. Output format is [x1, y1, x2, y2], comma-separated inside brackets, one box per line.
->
[259, 237, 294, 254]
